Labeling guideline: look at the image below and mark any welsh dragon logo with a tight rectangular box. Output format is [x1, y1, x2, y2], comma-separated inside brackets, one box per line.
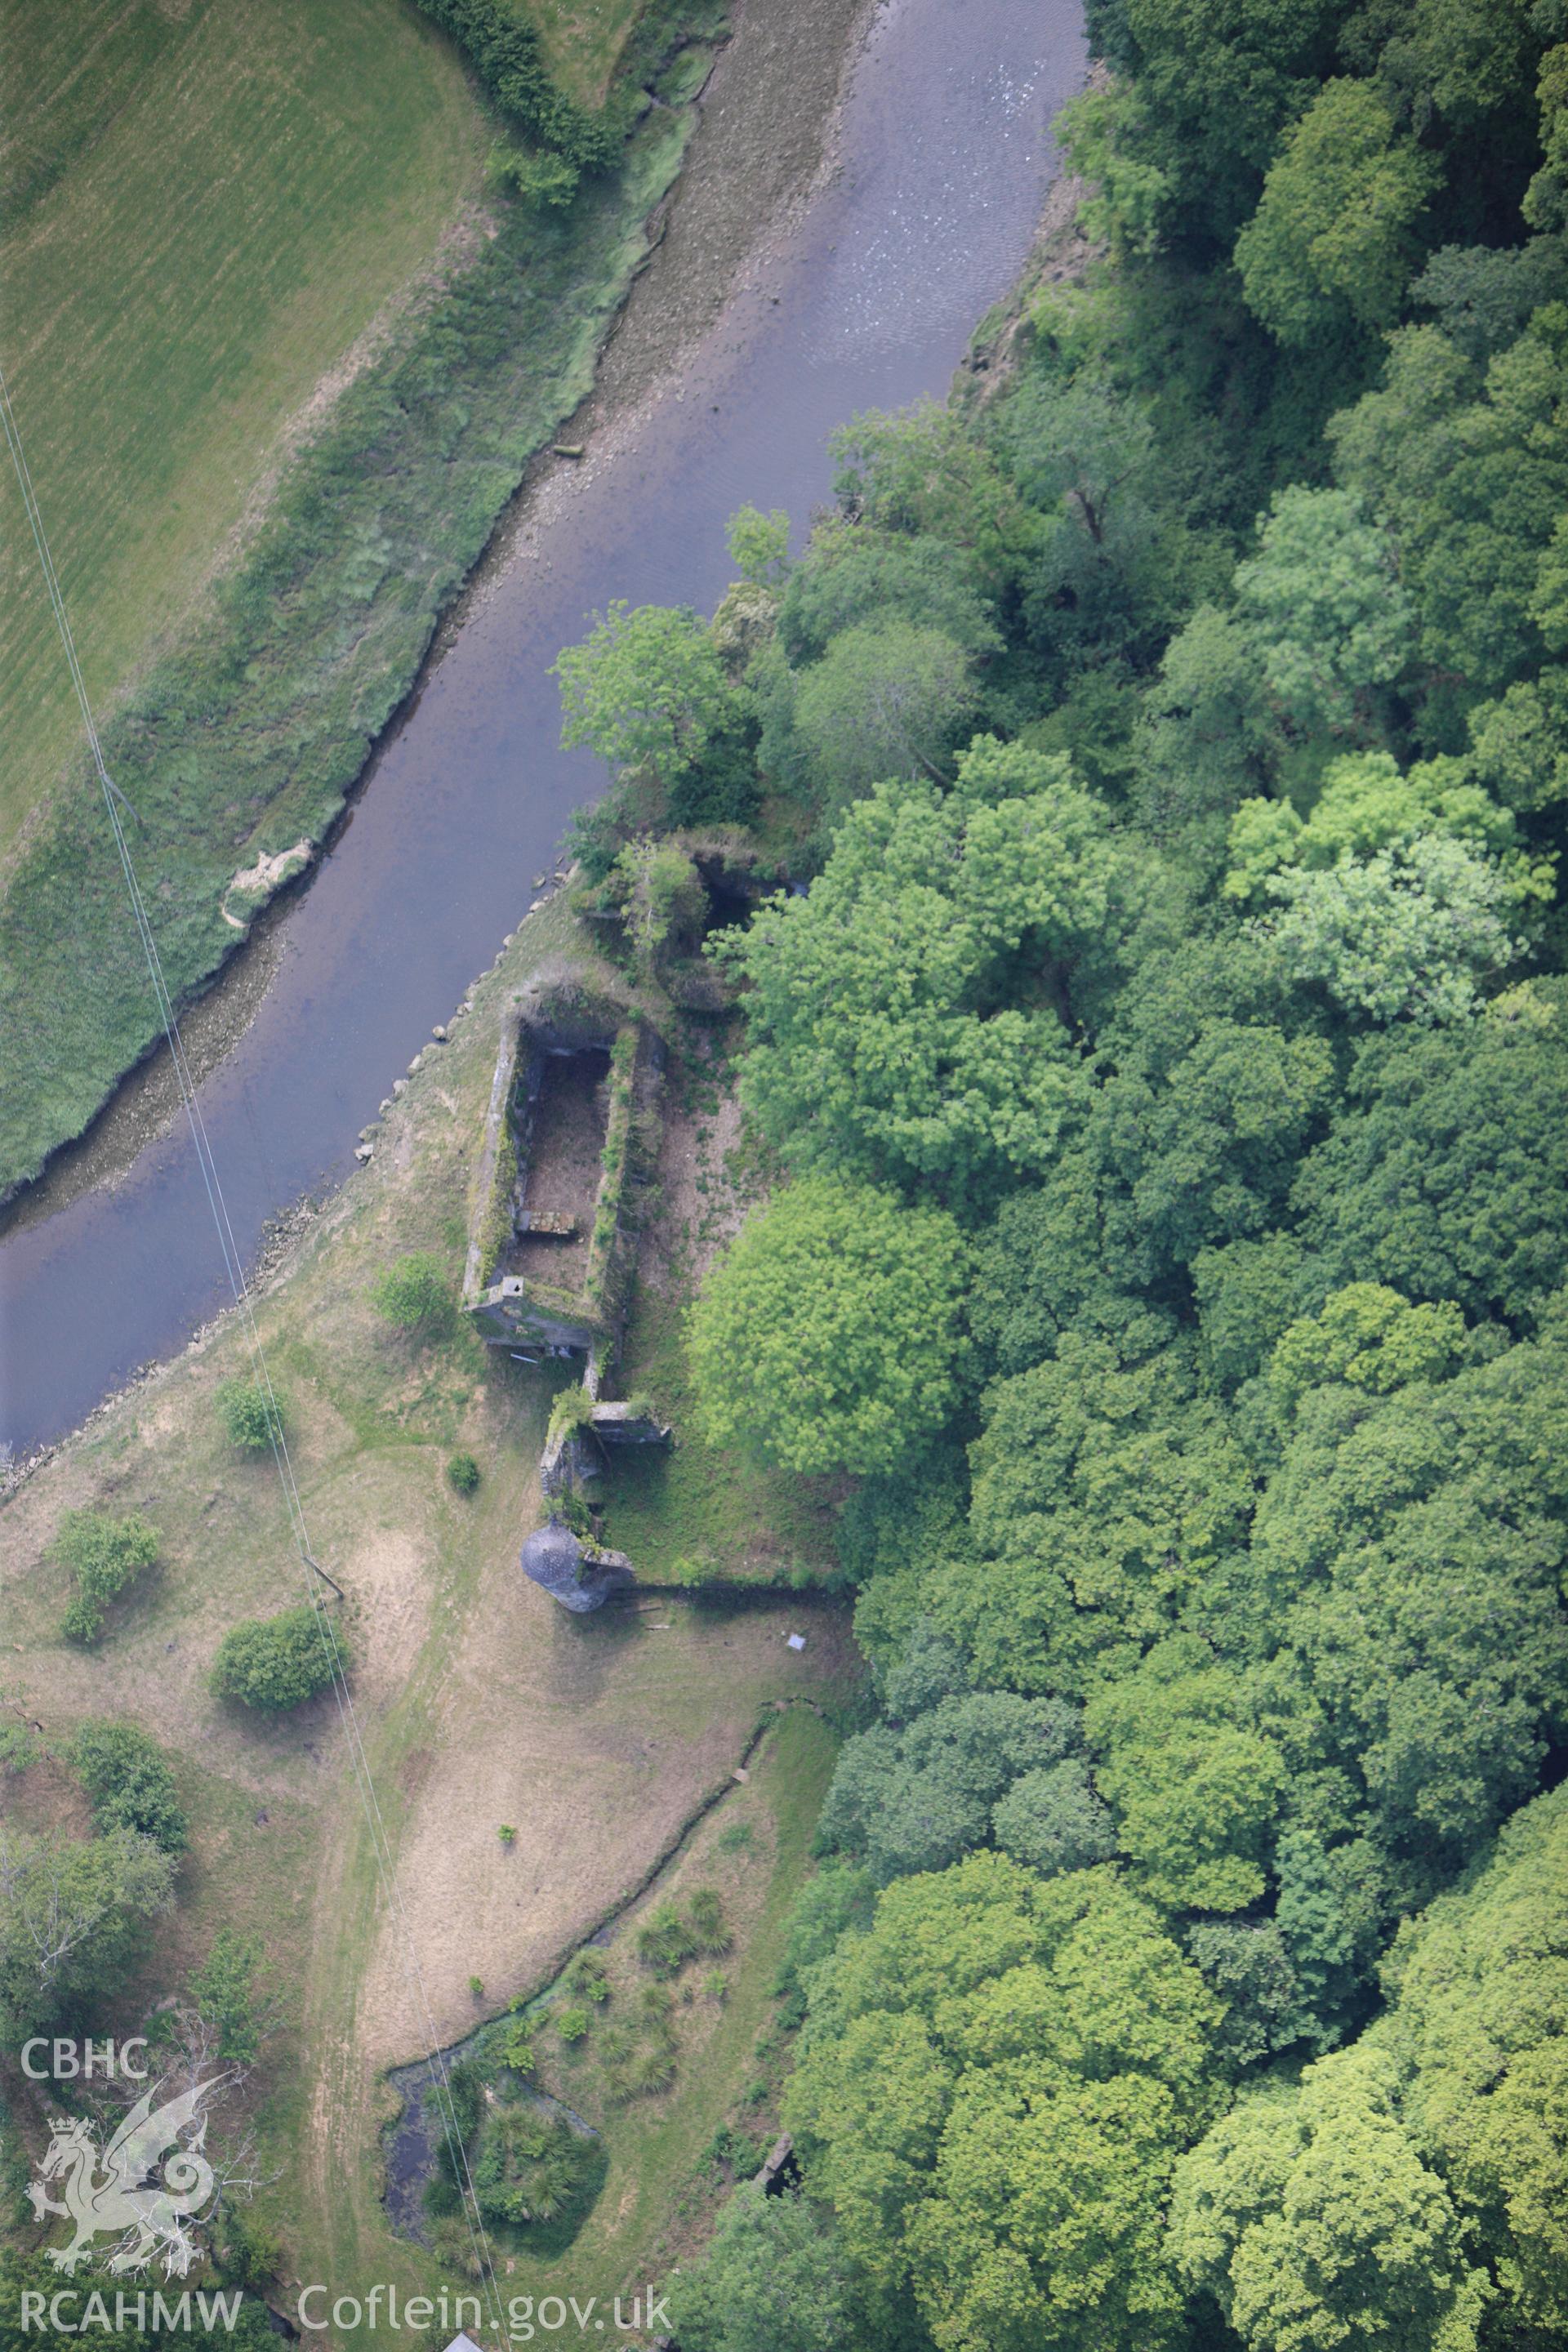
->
[28, 2074, 229, 2277]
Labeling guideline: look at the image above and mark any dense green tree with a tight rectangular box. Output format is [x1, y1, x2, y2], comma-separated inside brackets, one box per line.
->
[1232, 486, 1414, 736]
[72, 1721, 188, 1855]
[1192, 1233, 1320, 1392]
[791, 617, 979, 802]
[969, 1158, 1179, 1378]
[368, 1252, 450, 1331]
[1054, 80, 1172, 257]
[0, 2245, 275, 2352]
[54, 1508, 158, 1645]
[668, 2185, 861, 2352]
[828, 400, 1033, 593]
[1289, 985, 1568, 1322]
[1086, 1637, 1287, 1913]
[838, 1464, 972, 1677]
[1524, 42, 1568, 230]
[1087, 1013, 1336, 1281]
[775, 521, 1001, 666]
[1463, 670, 1568, 812]
[1266, 1282, 1465, 1418]
[1003, 373, 1174, 651]
[602, 840, 707, 989]
[1226, 749, 1537, 898]
[1187, 1918, 1309, 2067]
[210, 1605, 340, 1712]
[1345, 0, 1544, 158]
[688, 1176, 968, 1476]
[1272, 1825, 1389, 2037]
[714, 750, 1121, 1199]
[1082, 0, 1347, 243]
[1130, 603, 1281, 846]
[0, 1828, 176, 2040]
[991, 1759, 1119, 1879]
[187, 1928, 272, 2065]
[215, 1377, 284, 1454]
[1234, 80, 1441, 346]
[1330, 314, 1568, 695]
[786, 1854, 1220, 2352]
[554, 599, 739, 786]
[1169, 2046, 1490, 2352]
[1374, 1783, 1568, 2336]
[935, 1335, 1255, 1695]
[817, 1693, 1082, 1885]
[725, 502, 792, 587]
[1253, 831, 1522, 1025]
[1257, 1321, 1568, 1871]
[1411, 236, 1568, 361]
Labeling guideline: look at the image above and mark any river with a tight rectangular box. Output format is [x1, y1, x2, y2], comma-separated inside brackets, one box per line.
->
[0, 0, 1085, 1456]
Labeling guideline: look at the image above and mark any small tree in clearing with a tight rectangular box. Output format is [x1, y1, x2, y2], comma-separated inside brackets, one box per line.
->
[216, 1378, 283, 1454]
[211, 1606, 338, 1712]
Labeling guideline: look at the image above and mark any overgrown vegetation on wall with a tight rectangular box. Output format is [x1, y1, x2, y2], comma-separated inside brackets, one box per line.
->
[557, 5, 1568, 2344]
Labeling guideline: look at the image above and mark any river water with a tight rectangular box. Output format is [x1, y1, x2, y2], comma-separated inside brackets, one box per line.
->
[1, 0, 1085, 1454]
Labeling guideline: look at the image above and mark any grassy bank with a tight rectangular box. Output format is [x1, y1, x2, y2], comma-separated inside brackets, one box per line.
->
[0, 888, 858, 2318]
[0, 0, 723, 1200]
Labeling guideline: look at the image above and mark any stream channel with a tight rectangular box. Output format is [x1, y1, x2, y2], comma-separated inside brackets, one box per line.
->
[1, 0, 1085, 1454]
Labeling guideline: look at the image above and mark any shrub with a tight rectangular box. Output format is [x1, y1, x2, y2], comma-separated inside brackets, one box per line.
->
[446, 1450, 481, 1495]
[369, 1253, 449, 1332]
[211, 1606, 338, 1711]
[498, 2019, 536, 2074]
[558, 2005, 590, 2042]
[0, 1724, 38, 1774]
[629, 2043, 677, 2096]
[72, 1721, 188, 1855]
[547, 1383, 595, 1443]
[188, 1929, 270, 2063]
[489, 147, 580, 208]
[55, 1510, 159, 1645]
[688, 1887, 732, 1954]
[636, 1902, 697, 1976]
[564, 1949, 611, 2004]
[469, 1975, 485, 1998]
[215, 1379, 283, 1454]
[60, 1596, 105, 1646]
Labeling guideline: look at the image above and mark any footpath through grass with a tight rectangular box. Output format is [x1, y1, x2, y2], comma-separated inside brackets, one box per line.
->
[0, 0, 720, 1200]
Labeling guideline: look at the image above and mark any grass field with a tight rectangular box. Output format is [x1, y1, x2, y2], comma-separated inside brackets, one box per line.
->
[0, 0, 487, 865]
[0, 892, 858, 2323]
